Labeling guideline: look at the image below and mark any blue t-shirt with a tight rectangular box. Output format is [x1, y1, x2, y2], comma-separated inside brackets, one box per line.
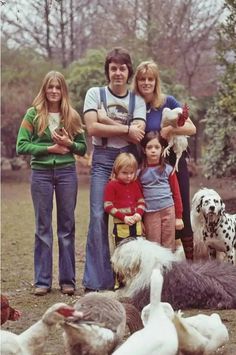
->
[145, 95, 181, 133]
[139, 164, 174, 212]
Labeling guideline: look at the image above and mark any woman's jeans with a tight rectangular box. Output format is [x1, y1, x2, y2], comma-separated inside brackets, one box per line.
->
[83, 145, 137, 290]
[31, 165, 78, 289]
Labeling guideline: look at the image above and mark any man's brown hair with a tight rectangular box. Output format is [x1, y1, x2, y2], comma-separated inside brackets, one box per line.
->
[104, 47, 133, 83]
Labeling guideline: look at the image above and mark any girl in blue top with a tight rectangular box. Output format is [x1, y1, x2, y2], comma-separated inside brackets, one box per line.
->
[133, 61, 196, 259]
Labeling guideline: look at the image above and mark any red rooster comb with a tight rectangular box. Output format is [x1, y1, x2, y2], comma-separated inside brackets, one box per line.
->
[177, 103, 189, 126]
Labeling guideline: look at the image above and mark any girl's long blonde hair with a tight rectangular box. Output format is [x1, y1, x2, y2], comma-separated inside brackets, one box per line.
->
[132, 61, 166, 108]
[112, 153, 138, 180]
[32, 71, 83, 137]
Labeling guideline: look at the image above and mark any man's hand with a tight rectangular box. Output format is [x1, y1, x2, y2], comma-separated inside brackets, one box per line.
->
[128, 125, 145, 143]
[97, 103, 109, 124]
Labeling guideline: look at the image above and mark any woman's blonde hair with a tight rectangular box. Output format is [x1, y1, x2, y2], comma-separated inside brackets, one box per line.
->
[132, 61, 166, 108]
[112, 153, 138, 180]
[32, 71, 83, 137]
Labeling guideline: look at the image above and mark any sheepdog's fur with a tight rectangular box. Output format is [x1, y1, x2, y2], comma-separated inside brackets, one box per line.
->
[191, 188, 236, 264]
[112, 238, 236, 310]
[111, 237, 177, 298]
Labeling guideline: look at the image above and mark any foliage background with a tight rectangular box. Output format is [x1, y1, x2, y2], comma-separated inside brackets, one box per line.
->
[1, 0, 235, 176]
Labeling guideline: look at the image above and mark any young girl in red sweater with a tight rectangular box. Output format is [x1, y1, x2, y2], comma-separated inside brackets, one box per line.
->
[104, 152, 145, 246]
[139, 131, 184, 251]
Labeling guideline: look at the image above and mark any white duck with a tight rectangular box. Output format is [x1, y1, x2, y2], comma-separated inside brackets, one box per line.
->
[62, 293, 126, 355]
[112, 268, 178, 355]
[172, 311, 229, 354]
[161, 104, 189, 173]
[0, 302, 81, 355]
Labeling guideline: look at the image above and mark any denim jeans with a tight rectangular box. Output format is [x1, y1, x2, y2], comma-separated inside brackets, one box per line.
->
[31, 165, 78, 289]
[82, 144, 138, 290]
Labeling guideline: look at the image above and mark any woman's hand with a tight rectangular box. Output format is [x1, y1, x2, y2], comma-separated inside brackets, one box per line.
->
[47, 143, 70, 155]
[52, 128, 73, 147]
[160, 126, 174, 140]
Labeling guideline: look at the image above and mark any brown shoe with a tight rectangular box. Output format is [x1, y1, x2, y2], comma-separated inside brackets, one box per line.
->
[61, 285, 75, 295]
[34, 287, 50, 296]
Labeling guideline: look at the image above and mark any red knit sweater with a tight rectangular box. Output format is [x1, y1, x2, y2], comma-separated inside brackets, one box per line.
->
[168, 173, 183, 218]
[104, 179, 145, 221]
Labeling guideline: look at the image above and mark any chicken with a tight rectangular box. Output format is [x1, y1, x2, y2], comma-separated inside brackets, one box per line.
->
[161, 103, 189, 173]
[172, 311, 229, 354]
[1, 294, 21, 325]
[0, 302, 82, 355]
[62, 293, 126, 355]
[112, 268, 178, 355]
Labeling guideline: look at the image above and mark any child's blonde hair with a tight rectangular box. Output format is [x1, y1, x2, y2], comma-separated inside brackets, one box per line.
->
[112, 153, 138, 180]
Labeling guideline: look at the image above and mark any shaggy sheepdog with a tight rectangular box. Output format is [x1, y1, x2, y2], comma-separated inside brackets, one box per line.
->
[191, 188, 236, 264]
[111, 238, 236, 310]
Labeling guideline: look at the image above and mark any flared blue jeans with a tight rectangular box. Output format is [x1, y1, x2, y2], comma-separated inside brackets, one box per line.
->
[31, 165, 77, 289]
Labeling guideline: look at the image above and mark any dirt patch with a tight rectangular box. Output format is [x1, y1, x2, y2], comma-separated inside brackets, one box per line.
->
[1, 169, 236, 354]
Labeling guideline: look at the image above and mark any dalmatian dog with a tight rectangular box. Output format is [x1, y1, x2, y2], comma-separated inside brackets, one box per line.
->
[191, 188, 236, 264]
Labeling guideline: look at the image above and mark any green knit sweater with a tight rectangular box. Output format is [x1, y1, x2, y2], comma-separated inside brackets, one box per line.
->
[16, 107, 87, 169]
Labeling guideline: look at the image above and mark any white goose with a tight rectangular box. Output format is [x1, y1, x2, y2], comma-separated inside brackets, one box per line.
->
[173, 311, 229, 354]
[62, 293, 126, 355]
[112, 268, 178, 355]
[0, 303, 81, 355]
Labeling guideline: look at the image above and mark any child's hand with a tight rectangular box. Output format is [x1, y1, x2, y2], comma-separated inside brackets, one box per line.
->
[124, 216, 135, 226]
[175, 218, 184, 230]
[133, 213, 141, 222]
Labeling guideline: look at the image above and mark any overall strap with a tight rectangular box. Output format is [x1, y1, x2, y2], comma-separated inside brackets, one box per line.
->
[99, 87, 107, 110]
[128, 91, 135, 123]
[99, 87, 108, 146]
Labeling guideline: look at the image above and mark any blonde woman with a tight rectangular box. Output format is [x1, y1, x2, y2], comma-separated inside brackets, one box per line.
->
[133, 61, 196, 259]
[104, 152, 145, 246]
[16, 71, 87, 296]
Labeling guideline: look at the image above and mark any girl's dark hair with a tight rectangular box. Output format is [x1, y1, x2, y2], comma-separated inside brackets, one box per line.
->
[104, 47, 133, 83]
[140, 131, 167, 149]
[140, 131, 168, 170]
